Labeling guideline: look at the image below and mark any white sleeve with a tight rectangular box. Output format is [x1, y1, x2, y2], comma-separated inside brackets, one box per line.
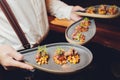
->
[46, 0, 73, 19]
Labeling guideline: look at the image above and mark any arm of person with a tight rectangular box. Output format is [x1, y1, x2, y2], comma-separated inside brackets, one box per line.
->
[0, 45, 33, 70]
[46, 0, 85, 21]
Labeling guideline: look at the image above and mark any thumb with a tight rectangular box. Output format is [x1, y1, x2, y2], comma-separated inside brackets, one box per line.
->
[72, 6, 85, 12]
[70, 13, 83, 21]
[9, 52, 23, 61]
[6, 47, 24, 61]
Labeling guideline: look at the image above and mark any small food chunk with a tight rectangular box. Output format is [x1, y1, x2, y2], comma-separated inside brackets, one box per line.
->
[108, 5, 118, 15]
[35, 46, 49, 65]
[53, 47, 67, 65]
[53, 47, 80, 65]
[98, 5, 107, 15]
[86, 6, 96, 14]
[65, 48, 80, 64]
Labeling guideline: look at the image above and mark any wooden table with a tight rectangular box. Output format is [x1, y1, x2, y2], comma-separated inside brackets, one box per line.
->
[48, 16, 120, 51]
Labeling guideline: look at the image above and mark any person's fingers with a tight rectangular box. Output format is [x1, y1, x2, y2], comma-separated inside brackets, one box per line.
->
[70, 13, 83, 21]
[0, 45, 23, 61]
[72, 16, 82, 21]
[8, 51, 23, 61]
[70, 6, 85, 21]
[6, 58, 34, 70]
[72, 6, 85, 12]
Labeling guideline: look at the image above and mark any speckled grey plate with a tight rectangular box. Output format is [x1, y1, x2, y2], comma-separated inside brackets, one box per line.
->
[65, 18, 96, 45]
[21, 43, 93, 74]
[75, 5, 120, 18]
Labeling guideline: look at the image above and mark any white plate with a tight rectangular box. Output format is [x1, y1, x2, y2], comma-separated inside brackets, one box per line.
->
[21, 43, 93, 74]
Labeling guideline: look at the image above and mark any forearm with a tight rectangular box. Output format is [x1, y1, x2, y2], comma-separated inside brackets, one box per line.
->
[46, 0, 73, 19]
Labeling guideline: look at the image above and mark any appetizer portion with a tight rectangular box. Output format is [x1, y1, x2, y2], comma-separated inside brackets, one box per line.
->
[65, 48, 80, 64]
[86, 4, 118, 15]
[72, 17, 91, 43]
[72, 31, 85, 43]
[98, 5, 107, 15]
[53, 47, 67, 65]
[86, 6, 96, 14]
[35, 46, 49, 65]
[108, 5, 118, 15]
[53, 47, 80, 65]
[76, 17, 91, 32]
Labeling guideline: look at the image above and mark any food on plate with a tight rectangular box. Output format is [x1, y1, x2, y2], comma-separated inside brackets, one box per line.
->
[86, 4, 119, 15]
[78, 17, 91, 32]
[98, 5, 107, 15]
[108, 5, 118, 15]
[53, 47, 67, 65]
[35, 46, 49, 65]
[71, 17, 91, 43]
[72, 31, 85, 43]
[53, 47, 80, 65]
[86, 6, 96, 14]
[65, 48, 80, 64]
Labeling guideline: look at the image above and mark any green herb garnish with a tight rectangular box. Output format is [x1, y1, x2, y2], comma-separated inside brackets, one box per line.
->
[56, 47, 64, 55]
[37, 45, 47, 56]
